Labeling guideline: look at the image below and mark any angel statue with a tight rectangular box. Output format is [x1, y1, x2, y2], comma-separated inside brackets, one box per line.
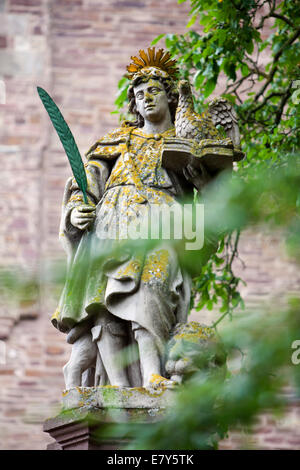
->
[39, 47, 242, 390]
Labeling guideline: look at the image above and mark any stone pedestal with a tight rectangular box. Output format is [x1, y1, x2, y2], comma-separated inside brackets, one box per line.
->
[44, 386, 175, 450]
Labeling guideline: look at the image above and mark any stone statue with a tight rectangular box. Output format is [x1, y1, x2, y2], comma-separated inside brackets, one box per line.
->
[51, 48, 241, 390]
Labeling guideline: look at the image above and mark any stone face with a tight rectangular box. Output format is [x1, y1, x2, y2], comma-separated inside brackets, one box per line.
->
[165, 322, 227, 384]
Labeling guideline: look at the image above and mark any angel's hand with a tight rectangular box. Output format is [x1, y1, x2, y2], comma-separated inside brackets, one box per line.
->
[183, 163, 211, 192]
[70, 204, 96, 230]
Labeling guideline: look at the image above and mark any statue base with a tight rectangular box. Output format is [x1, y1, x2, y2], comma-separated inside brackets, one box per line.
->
[43, 386, 175, 450]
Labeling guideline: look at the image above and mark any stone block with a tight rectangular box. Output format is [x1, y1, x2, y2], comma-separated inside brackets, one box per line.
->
[44, 386, 174, 450]
[10, 0, 42, 6]
[0, 50, 45, 76]
[0, 36, 7, 48]
[61, 385, 175, 410]
[0, 14, 28, 35]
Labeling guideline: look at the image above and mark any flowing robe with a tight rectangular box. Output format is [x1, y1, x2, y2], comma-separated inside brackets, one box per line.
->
[52, 125, 196, 381]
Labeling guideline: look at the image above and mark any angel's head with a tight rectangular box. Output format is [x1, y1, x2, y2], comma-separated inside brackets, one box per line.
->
[127, 71, 178, 127]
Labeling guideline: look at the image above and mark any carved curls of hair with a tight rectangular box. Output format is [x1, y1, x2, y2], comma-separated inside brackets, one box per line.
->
[126, 74, 179, 128]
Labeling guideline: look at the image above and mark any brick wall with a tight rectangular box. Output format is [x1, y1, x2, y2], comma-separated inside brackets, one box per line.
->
[0, 0, 299, 450]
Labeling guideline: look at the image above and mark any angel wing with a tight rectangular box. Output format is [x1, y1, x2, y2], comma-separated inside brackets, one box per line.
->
[207, 98, 241, 148]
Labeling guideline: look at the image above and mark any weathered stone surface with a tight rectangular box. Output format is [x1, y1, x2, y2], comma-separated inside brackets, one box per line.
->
[0, 13, 29, 35]
[44, 387, 172, 450]
[61, 386, 176, 410]
[0, 51, 45, 75]
[44, 407, 133, 450]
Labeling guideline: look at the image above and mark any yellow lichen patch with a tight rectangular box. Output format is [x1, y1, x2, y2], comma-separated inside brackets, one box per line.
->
[69, 194, 85, 204]
[116, 258, 141, 278]
[77, 387, 92, 397]
[142, 249, 169, 284]
[150, 374, 169, 386]
[173, 333, 204, 344]
[51, 309, 60, 322]
[173, 323, 215, 343]
[131, 386, 166, 398]
[101, 385, 120, 389]
[120, 388, 134, 399]
[89, 160, 106, 169]
[102, 127, 176, 203]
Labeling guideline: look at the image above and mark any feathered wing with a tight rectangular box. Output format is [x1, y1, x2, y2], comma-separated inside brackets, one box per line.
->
[175, 80, 221, 141]
[207, 98, 241, 148]
[37, 86, 88, 204]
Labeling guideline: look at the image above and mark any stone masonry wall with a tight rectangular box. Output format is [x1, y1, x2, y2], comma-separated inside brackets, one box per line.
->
[0, 0, 299, 450]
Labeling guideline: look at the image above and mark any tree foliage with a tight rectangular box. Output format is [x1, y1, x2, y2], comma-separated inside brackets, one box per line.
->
[155, 0, 300, 168]
[121, 301, 300, 450]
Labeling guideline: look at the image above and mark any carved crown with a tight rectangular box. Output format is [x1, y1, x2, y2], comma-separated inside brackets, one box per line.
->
[126, 47, 178, 80]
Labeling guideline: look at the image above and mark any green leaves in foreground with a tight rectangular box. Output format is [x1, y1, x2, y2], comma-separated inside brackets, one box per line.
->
[94, 300, 300, 450]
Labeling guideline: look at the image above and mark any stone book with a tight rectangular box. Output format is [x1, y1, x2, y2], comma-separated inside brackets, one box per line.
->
[161, 137, 244, 175]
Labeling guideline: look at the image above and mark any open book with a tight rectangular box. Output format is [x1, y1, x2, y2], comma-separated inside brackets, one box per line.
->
[162, 137, 244, 175]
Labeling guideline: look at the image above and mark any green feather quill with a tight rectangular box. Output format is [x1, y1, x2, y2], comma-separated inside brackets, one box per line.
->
[37, 86, 88, 204]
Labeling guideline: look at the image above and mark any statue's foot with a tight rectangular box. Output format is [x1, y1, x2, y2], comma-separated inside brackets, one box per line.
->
[147, 374, 179, 390]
